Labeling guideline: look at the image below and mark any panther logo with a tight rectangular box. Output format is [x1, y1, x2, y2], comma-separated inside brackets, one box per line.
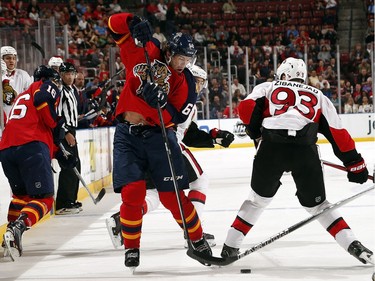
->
[133, 59, 171, 96]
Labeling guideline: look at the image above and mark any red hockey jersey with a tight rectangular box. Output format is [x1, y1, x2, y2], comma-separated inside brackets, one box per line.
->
[0, 80, 61, 158]
[107, 13, 196, 127]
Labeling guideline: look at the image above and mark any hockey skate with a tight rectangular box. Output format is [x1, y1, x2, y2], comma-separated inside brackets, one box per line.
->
[105, 213, 123, 248]
[184, 232, 216, 248]
[347, 240, 374, 265]
[191, 237, 212, 266]
[55, 202, 81, 215]
[220, 243, 240, 258]
[2, 219, 27, 261]
[124, 248, 140, 273]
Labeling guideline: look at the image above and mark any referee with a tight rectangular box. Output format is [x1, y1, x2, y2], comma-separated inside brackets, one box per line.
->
[55, 62, 82, 215]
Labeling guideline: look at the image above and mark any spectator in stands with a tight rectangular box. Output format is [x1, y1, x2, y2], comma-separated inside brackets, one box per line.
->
[330, 91, 340, 112]
[317, 74, 330, 90]
[215, 24, 229, 47]
[204, 12, 216, 29]
[153, 25, 167, 45]
[180, 1, 191, 15]
[357, 67, 370, 85]
[228, 40, 244, 65]
[344, 95, 359, 113]
[323, 65, 336, 82]
[261, 11, 277, 27]
[109, 0, 122, 15]
[362, 77, 373, 94]
[208, 66, 223, 82]
[286, 24, 299, 39]
[279, 11, 288, 26]
[352, 83, 362, 103]
[308, 70, 320, 86]
[85, 75, 100, 90]
[193, 27, 207, 47]
[249, 12, 262, 27]
[223, 97, 239, 118]
[350, 42, 366, 66]
[209, 95, 224, 119]
[222, 0, 237, 14]
[358, 95, 373, 113]
[231, 78, 246, 97]
[315, 59, 326, 75]
[321, 80, 333, 98]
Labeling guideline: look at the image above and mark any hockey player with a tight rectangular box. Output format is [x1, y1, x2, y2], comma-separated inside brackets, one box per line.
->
[220, 57, 373, 265]
[48, 56, 64, 72]
[106, 65, 235, 249]
[0, 65, 75, 261]
[107, 13, 213, 269]
[1, 46, 32, 117]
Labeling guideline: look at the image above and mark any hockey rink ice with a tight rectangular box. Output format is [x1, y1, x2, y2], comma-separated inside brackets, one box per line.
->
[1, 141, 374, 281]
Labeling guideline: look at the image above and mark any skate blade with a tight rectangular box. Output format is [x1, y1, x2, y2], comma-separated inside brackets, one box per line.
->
[105, 218, 122, 249]
[359, 252, 374, 265]
[3, 233, 20, 262]
[129, 266, 137, 274]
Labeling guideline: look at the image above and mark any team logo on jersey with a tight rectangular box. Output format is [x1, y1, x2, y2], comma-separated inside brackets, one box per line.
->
[133, 60, 171, 97]
[233, 121, 247, 138]
[2, 79, 17, 105]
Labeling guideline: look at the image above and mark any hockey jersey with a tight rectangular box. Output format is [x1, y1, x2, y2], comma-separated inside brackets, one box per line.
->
[0, 80, 61, 158]
[238, 80, 360, 163]
[107, 12, 197, 127]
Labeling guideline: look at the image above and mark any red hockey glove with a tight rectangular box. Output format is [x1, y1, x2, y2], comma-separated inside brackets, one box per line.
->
[345, 155, 369, 184]
[210, 128, 235, 148]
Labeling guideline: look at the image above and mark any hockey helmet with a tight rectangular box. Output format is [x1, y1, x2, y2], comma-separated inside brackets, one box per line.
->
[1, 46, 17, 59]
[34, 65, 61, 83]
[189, 64, 208, 91]
[48, 56, 63, 68]
[59, 62, 77, 73]
[167, 33, 197, 58]
[276, 57, 307, 83]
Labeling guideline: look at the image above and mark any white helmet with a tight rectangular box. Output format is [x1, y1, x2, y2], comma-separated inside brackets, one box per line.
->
[276, 57, 307, 82]
[189, 64, 208, 90]
[1, 46, 17, 59]
[48, 56, 63, 68]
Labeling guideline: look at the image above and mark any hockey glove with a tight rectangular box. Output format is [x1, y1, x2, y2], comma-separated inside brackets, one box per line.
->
[210, 128, 235, 148]
[55, 150, 78, 170]
[52, 117, 66, 145]
[345, 155, 369, 184]
[142, 82, 167, 109]
[129, 16, 152, 46]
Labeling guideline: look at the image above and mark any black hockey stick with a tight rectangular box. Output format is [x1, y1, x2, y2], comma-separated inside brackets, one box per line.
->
[189, 183, 375, 266]
[322, 159, 374, 182]
[142, 46, 200, 254]
[31, 41, 45, 59]
[59, 144, 106, 204]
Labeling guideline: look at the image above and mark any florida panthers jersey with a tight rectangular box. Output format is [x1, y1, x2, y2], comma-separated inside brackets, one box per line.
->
[0, 80, 61, 158]
[238, 80, 358, 162]
[107, 13, 197, 127]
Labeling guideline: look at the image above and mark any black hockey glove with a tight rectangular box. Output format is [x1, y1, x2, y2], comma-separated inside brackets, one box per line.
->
[55, 150, 78, 170]
[210, 128, 235, 148]
[142, 82, 167, 109]
[129, 15, 152, 46]
[344, 155, 369, 184]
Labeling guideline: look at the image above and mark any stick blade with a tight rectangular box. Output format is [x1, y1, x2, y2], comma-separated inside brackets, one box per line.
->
[94, 188, 106, 204]
[186, 248, 236, 266]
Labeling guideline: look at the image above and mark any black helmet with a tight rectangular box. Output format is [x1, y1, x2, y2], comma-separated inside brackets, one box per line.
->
[167, 33, 197, 57]
[59, 62, 77, 73]
[34, 65, 60, 82]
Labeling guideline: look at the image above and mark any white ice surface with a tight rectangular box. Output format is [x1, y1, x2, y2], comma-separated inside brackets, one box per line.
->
[1, 142, 374, 281]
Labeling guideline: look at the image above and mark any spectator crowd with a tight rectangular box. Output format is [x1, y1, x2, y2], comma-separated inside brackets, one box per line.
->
[1, 0, 374, 124]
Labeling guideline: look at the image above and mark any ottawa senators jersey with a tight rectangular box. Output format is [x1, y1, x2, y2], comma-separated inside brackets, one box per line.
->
[0, 80, 61, 158]
[107, 13, 196, 127]
[238, 80, 359, 163]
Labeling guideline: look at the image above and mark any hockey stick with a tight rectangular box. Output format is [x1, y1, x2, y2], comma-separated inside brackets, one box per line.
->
[31, 41, 45, 59]
[59, 143, 106, 205]
[322, 159, 374, 181]
[188, 183, 375, 266]
[142, 46, 197, 252]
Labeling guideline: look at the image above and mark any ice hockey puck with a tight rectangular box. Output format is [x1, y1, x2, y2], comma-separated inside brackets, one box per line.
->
[240, 268, 251, 274]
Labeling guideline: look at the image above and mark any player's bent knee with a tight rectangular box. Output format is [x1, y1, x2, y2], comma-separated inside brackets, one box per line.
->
[145, 189, 160, 212]
[246, 188, 273, 208]
[121, 181, 146, 206]
[304, 200, 331, 215]
[189, 172, 209, 192]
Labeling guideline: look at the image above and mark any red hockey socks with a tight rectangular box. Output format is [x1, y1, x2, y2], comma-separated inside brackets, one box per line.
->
[120, 181, 146, 249]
